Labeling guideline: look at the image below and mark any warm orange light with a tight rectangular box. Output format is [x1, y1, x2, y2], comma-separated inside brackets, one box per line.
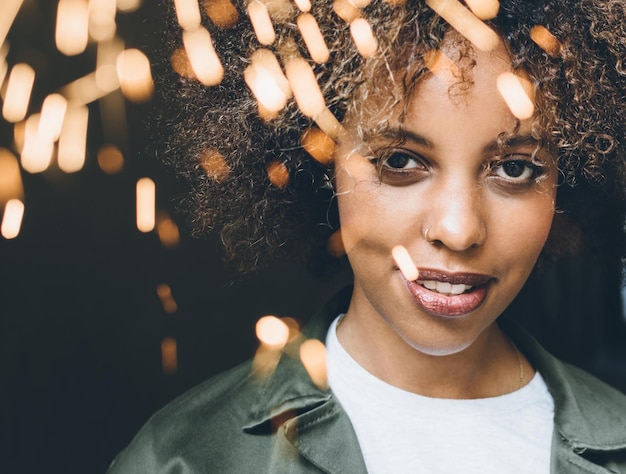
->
[0, 0, 25, 47]
[157, 284, 178, 314]
[424, 49, 458, 85]
[530, 25, 561, 57]
[161, 337, 178, 374]
[465, 0, 499, 20]
[297, 14, 330, 64]
[55, 0, 89, 56]
[2, 63, 35, 123]
[391, 245, 419, 281]
[170, 47, 195, 79]
[62, 71, 117, 105]
[244, 49, 291, 115]
[116, 0, 142, 13]
[349, 18, 378, 58]
[156, 212, 181, 248]
[301, 127, 335, 166]
[425, 0, 500, 52]
[293, 0, 311, 12]
[58, 105, 89, 173]
[97, 144, 125, 174]
[497, 72, 534, 120]
[199, 148, 231, 181]
[327, 229, 345, 257]
[256, 316, 290, 348]
[136, 177, 156, 232]
[96, 38, 123, 92]
[174, 0, 202, 30]
[21, 114, 54, 174]
[267, 161, 290, 188]
[300, 339, 328, 389]
[1, 199, 25, 240]
[116, 48, 154, 103]
[285, 57, 325, 118]
[203, 0, 239, 28]
[332, 0, 360, 23]
[182, 27, 224, 86]
[89, 0, 117, 41]
[39, 94, 68, 142]
[0, 148, 24, 205]
[247, 1, 276, 45]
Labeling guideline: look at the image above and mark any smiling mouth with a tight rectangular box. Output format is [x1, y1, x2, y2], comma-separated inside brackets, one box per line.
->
[417, 280, 473, 296]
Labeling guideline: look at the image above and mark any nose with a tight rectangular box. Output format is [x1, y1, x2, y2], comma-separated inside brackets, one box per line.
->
[425, 182, 487, 252]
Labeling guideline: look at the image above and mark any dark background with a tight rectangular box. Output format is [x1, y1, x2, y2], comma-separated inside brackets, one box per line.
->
[1, 2, 625, 473]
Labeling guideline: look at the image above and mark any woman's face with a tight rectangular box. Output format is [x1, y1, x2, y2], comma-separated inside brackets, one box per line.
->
[335, 41, 557, 356]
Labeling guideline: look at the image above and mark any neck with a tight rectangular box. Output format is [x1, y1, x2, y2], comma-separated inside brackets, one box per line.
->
[336, 299, 532, 399]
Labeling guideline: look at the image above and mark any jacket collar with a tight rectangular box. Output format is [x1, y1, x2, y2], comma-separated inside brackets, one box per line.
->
[243, 287, 626, 470]
[501, 317, 626, 453]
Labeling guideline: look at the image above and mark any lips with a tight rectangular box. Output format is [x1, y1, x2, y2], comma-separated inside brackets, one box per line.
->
[403, 268, 493, 317]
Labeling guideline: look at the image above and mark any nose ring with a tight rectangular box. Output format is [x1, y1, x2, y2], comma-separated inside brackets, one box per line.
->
[424, 228, 432, 243]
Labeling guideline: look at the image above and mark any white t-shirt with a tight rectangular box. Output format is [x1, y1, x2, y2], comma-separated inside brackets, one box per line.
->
[326, 316, 555, 473]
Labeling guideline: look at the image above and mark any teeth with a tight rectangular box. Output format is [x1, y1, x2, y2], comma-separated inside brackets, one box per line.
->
[418, 280, 473, 296]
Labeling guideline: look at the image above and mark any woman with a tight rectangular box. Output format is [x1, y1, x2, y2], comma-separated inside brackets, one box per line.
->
[109, 0, 626, 472]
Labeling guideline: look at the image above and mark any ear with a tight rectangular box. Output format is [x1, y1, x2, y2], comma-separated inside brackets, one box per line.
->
[542, 212, 584, 259]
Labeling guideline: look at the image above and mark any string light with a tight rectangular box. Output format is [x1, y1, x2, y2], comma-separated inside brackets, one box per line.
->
[0, 148, 24, 205]
[58, 105, 89, 173]
[496, 71, 534, 120]
[116, 48, 154, 102]
[136, 177, 156, 232]
[1, 199, 25, 240]
[55, 0, 90, 56]
[391, 245, 419, 281]
[2, 63, 35, 123]
[182, 27, 224, 86]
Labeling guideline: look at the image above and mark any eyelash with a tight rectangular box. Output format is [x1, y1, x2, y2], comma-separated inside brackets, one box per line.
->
[372, 150, 546, 187]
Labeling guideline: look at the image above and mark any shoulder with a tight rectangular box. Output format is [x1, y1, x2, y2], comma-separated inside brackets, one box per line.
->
[106, 361, 259, 473]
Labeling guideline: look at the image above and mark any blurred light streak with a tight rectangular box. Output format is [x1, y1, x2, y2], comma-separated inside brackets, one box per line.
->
[97, 144, 124, 174]
[156, 211, 180, 247]
[530, 25, 562, 57]
[182, 27, 224, 86]
[292, 0, 310, 12]
[116, 48, 154, 102]
[244, 49, 290, 115]
[161, 337, 178, 374]
[174, 0, 202, 30]
[1, 199, 25, 240]
[267, 161, 290, 188]
[247, 1, 276, 45]
[301, 127, 335, 166]
[89, 0, 118, 41]
[256, 316, 290, 349]
[349, 18, 377, 58]
[157, 283, 178, 314]
[0, 148, 24, 205]
[424, 49, 458, 85]
[284, 57, 325, 117]
[58, 105, 89, 173]
[21, 114, 54, 174]
[136, 177, 156, 232]
[39, 94, 68, 142]
[300, 339, 328, 389]
[56, 0, 90, 56]
[391, 245, 419, 281]
[2, 63, 35, 123]
[96, 37, 123, 92]
[0, 0, 25, 48]
[496, 72, 534, 120]
[297, 14, 329, 64]
[332, 0, 361, 24]
[116, 0, 142, 13]
[170, 47, 195, 79]
[464, 0, 499, 20]
[425, 0, 500, 52]
[62, 71, 119, 105]
[203, 0, 239, 28]
[0, 43, 9, 88]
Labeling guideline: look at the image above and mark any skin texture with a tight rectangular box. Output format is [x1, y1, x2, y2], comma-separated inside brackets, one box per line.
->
[335, 39, 557, 399]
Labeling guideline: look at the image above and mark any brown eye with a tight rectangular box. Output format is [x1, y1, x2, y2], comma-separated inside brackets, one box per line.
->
[383, 152, 419, 170]
[492, 159, 540, 183]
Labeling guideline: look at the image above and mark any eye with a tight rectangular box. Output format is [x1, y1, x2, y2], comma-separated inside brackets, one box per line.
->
[491, 158, 541, 184]
[383, 152, 420, 170]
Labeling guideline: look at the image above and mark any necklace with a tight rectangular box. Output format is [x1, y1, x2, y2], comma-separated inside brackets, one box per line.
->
[511, 340, 525, 390]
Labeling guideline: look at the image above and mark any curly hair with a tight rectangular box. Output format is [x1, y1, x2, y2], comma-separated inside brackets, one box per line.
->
[152, 0, 626, 276]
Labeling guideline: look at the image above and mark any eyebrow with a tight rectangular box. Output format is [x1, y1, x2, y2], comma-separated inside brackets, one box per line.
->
[381, 128, 542, 153]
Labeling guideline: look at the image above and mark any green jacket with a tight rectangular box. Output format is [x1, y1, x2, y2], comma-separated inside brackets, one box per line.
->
[108, 289, 626, 473]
